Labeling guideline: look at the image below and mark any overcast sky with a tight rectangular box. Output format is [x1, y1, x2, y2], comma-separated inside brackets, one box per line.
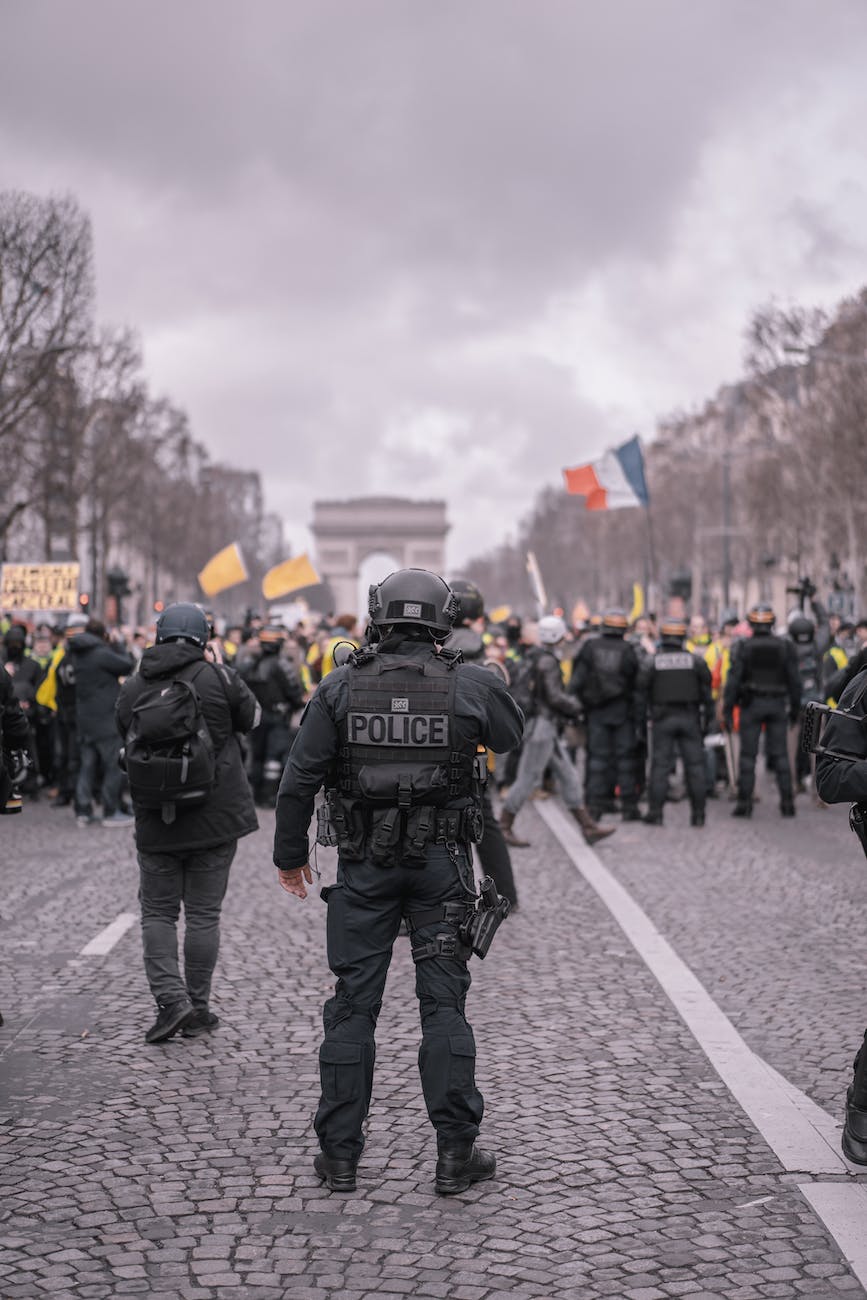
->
[2, 1, 867, 569]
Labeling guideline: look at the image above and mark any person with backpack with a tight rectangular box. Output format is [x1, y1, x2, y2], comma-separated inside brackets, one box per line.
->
[498, 616, 614, 849]
[116, 603, 260, 1045]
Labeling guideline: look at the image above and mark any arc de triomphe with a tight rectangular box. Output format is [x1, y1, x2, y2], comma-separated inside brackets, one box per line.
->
[311, 497, 450, 615]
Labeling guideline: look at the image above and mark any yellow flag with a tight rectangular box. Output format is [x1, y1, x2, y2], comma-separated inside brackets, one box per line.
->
[489, 604, 511, 624]
[629, 582, 645, 623]
[262, 553, 320, 601]
[197, 543, 248, 598]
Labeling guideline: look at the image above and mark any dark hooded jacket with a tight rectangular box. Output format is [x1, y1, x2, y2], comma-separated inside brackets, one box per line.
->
[116, 640, 260, 852]
[67, 631, 135, 742]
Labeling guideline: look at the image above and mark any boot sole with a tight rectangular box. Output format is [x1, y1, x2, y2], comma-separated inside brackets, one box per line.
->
[435, 1166, 495, 1196]
[842, 1130, 867, 1165]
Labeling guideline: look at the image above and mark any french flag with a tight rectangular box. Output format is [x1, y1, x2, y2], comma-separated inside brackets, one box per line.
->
[563, 435, 650, 511]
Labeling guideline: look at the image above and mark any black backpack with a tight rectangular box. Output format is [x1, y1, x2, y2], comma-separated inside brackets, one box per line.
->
[123, 663, 220, 823]
[507, 652, 539, 721]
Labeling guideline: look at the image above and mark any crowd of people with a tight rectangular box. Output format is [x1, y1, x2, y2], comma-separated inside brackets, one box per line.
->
[2, 585, 863, 832]
[5, 572, 867, 1185]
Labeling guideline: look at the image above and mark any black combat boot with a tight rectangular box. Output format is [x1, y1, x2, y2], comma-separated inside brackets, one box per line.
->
[843, 1090, 867, 1165]
[731, 797, 752, 818]
[499, 809, 530, 848]
[643, 809, 663, 826]
[182, 1009, 220, 1038]
[621, 804, 642, 822]
[145, 998, 195, 1044]
[572, 806, 616, 845]
[780, 799, 796, 817]
[690, 805, 706, 827]
[314, 1152, 358, 1192]
[435, 1141, 496, 1196]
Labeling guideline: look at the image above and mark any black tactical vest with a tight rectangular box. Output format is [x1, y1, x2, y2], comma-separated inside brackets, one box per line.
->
[582, 637, 633, 707]
[650, 650, 700, 707]
[742, 636, 788, 695]
[336, 652, 475, 809]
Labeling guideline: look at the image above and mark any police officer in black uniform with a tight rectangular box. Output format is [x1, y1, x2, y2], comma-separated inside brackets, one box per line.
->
[240, 625, 305, 806]
[815, 665, 867, 1163]
[638, 618, 713, 827]
[571, 608, 640, 820]
[273, 569, 523, 1197]
[723, 604, 801, 817]
[446, 578, 519, 909]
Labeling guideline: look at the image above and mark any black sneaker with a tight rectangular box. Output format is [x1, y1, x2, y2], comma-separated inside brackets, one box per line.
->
[145, 998, 195, 1044]
[182, 1010, 219, 1038]
[731, 800, 752, 818]
[435, 1142, 496, 1196]
[314, 1152, 358, 1192]
[690, 807, 706, 827]
[780, 800, 796, 817]
[642, 811, 663, 826]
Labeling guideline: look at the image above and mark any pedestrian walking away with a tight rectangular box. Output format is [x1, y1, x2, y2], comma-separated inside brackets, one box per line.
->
[273, 568, 523, 1196]
[499, 615, 614, 849]
[116, 602, 260, 1045]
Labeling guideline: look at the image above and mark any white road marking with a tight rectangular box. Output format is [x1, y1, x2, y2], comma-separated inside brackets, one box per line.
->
[536, 799, 867, 1288]
[80, 911, 138, 956]
[799, 1184, 867, 1282]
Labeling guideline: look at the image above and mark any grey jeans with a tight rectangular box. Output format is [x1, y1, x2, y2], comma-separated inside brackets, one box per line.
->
[502, 714, 583, 816]
[138, 842, 236, 1008]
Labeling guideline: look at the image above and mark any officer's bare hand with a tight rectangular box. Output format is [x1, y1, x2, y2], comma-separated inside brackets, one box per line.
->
[277, 865, 313, 899]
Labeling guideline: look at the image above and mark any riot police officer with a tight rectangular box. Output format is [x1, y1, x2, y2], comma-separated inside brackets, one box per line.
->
[240, 625, 305, 806]
[274, 569, 523, 1196]
[571, 608, 640, 820]
[447, 578, 519, 908]
[815, 665, 867, 1163]
[638, 618, 713, 827]
[723, 604, 801, 817]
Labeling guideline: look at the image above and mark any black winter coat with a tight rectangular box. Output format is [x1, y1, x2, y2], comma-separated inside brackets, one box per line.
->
[116, 641, 259, 852]
[1, 667, 31, 755]
[67, 632, 135, 742]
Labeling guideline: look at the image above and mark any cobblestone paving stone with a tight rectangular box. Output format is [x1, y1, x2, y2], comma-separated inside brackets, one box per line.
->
[1, 787, 864, 1298]
[600, 771, 866, 1117]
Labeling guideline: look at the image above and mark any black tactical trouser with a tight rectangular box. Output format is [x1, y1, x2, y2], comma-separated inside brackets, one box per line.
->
[315, 844, 483, 1161]
[585, 707, 637, 813]
[249, 711, 292, 805]
[54, 713, 80, 802]
[478, 788, 517, 906]
[647, 709, 706, 815]
[737, 695, 792, 802]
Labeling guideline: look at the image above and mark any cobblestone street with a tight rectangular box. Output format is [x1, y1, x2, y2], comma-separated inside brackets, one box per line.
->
[3, 781, 867, 1298]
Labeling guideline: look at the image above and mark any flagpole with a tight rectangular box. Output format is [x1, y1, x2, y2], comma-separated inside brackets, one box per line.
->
[644, 503, 659, 613]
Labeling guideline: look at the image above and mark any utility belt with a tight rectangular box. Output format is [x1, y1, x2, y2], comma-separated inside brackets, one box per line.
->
[743, 685, 787, 700]
[316, 790, 484, 865]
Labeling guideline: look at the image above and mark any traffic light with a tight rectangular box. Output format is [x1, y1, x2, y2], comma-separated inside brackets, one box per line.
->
[153, 601, 164, 614]
[78, 592, 90, 609]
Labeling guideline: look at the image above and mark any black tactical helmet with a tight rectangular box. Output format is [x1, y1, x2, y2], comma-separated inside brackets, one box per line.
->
[659, 617, 687, 642]
[449, 577, 484, 623]
[156, 602, 210, 648]
[788, 614, 815, 644]
[368, 569, 458, 638]
[602, 608, 628, 636]
[747, 603, 776, 633]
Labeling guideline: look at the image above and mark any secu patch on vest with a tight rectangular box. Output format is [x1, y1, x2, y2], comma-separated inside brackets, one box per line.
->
[348, 711, 449, 746]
